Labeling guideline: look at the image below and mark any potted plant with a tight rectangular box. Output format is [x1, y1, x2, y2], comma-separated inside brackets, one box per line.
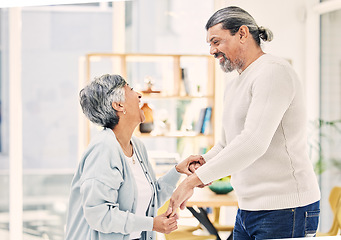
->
[308, 119, 341, 176]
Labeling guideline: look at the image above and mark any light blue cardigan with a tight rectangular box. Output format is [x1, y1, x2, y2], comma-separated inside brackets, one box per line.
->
[65, 128, 181, 240]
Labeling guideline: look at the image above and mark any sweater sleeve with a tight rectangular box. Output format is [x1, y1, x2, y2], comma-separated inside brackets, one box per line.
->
[195, 64, 296, 184]
[202, 80, 230, 162]
[202, 128, 227, 162]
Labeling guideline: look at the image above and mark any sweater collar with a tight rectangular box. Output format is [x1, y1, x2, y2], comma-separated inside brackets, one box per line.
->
[239, 53, 268, 78]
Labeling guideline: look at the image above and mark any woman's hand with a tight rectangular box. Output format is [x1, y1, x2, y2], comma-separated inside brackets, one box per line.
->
[168, 173, 203, 217]
[175, 155, 206, 176]
[152, 208, 178, 234]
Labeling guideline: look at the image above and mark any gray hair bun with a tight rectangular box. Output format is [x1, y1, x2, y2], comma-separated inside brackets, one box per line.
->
[258, 26, 273, 42]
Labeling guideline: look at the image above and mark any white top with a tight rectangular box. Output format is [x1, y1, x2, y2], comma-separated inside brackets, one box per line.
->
[196, 54, 320, 211]
[126, 152, 153, 239]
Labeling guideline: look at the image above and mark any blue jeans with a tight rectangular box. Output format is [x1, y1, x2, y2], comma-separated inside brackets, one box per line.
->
[233, 201, 320, 240]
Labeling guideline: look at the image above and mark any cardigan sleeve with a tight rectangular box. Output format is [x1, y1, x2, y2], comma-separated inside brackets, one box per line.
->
[154, 167, 181, 209]
[81, 179, 153, 234]
[195, 64, 296, 184]
[79, 141, 153, 234]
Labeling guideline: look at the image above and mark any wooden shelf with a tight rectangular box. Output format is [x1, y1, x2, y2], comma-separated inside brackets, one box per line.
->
[136, 131, 213, 138]
[83, 53, 216, 148]
[86, 52, 214, 58]
[141, 94, 214, 99]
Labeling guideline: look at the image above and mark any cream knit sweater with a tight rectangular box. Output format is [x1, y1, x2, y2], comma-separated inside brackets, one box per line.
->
[196, 54, 320, 210]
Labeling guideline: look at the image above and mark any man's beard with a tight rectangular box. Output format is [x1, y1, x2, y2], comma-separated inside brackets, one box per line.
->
[215, 52, 244, 73]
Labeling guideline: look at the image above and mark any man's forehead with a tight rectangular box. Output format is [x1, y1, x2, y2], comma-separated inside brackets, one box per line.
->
[206, 23, 224, 42]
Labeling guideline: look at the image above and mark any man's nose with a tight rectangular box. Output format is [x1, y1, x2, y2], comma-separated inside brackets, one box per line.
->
[210, 46, 218, 55]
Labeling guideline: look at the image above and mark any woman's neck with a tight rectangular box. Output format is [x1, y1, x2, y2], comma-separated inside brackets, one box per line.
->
[112, 124, 134, 156]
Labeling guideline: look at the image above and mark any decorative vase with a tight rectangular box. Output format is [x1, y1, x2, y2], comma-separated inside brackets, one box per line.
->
[208, 177, 233, 194]
[140, 103, 154, 133]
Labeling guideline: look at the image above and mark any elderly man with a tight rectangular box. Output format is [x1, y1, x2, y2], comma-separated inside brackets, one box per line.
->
[169, 6, 320, 239]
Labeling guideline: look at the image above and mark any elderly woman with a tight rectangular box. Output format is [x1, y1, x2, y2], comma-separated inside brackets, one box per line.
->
[65, 74, 195, 240]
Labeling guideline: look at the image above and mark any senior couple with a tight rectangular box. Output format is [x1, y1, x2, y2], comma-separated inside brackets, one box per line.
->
[65, 6, 320, 240]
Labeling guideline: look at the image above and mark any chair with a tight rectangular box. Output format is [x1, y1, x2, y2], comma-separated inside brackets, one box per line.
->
[317, 186, 341, 236]
[337, 203, 341, 235]
[157, 200, 216, 240]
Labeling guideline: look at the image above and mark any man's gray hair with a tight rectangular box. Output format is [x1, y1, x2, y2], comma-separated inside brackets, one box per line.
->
[206, 6, 273, 46]
[79, 74, 126, 129]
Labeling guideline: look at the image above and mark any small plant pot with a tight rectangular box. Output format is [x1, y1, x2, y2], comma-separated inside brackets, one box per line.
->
[209, 179, 233, 194]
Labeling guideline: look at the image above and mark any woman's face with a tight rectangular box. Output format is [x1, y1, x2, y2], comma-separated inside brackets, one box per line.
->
[123, 84, 145, 123]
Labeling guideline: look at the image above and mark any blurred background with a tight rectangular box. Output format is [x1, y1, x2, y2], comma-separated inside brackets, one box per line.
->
[1, 0, 341, 239]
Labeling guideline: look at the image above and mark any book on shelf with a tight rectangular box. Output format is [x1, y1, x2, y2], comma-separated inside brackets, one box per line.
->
[195, 108, 206, 133]
[195, 106, 212, 134]
[181, 68, 191, 96]
[201, 106, 212, 134]
[180, 100, 196, 132]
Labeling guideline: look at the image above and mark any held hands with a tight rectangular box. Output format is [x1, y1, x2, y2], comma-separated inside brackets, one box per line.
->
[175, 155, 206, 176]
[170, 155, 209, 216]
[168, 174, 203, 217]
[152, 207, 178, 234]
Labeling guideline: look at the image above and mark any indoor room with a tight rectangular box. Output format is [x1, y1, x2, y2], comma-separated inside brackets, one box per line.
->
[1, 0, 341, 239]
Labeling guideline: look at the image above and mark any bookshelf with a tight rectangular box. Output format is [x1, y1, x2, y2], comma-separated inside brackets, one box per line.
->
[80, 53, 216, 171]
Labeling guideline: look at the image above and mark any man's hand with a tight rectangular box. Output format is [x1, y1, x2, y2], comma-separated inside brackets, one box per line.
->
[175, 155, 206, 176]
[189, 161, 202, 173]
[168, 173, 203, 217]
[152, 207, 178, 234]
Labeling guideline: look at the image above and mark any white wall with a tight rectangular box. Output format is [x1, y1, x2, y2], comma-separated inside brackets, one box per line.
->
[214, 0, 307, 84]
[2, 0, 337, 237]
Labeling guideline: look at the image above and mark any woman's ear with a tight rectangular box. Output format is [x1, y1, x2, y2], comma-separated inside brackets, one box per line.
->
[112, 102, 124, 112]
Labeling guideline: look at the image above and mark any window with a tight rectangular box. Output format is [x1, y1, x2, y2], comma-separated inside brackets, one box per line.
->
[0, 8, 9, 240]
[1, 1, 215, 238]
[319, 8, 341, 231]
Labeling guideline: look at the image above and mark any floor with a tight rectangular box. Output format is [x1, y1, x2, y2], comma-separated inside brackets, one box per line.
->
[0, 206, 238, 240]
[157, 206, 237, 240]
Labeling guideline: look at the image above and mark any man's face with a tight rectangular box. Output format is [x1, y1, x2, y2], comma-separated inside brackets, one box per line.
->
[206, 23, 244, 73]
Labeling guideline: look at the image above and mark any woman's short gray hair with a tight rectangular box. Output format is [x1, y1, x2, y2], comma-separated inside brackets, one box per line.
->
[206, 6, 273, 46]
[79, 74, 127, 129]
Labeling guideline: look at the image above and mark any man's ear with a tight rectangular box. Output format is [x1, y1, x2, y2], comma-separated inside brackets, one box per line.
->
[112, 102, 124, 112]
[238, 25, 249, 43]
